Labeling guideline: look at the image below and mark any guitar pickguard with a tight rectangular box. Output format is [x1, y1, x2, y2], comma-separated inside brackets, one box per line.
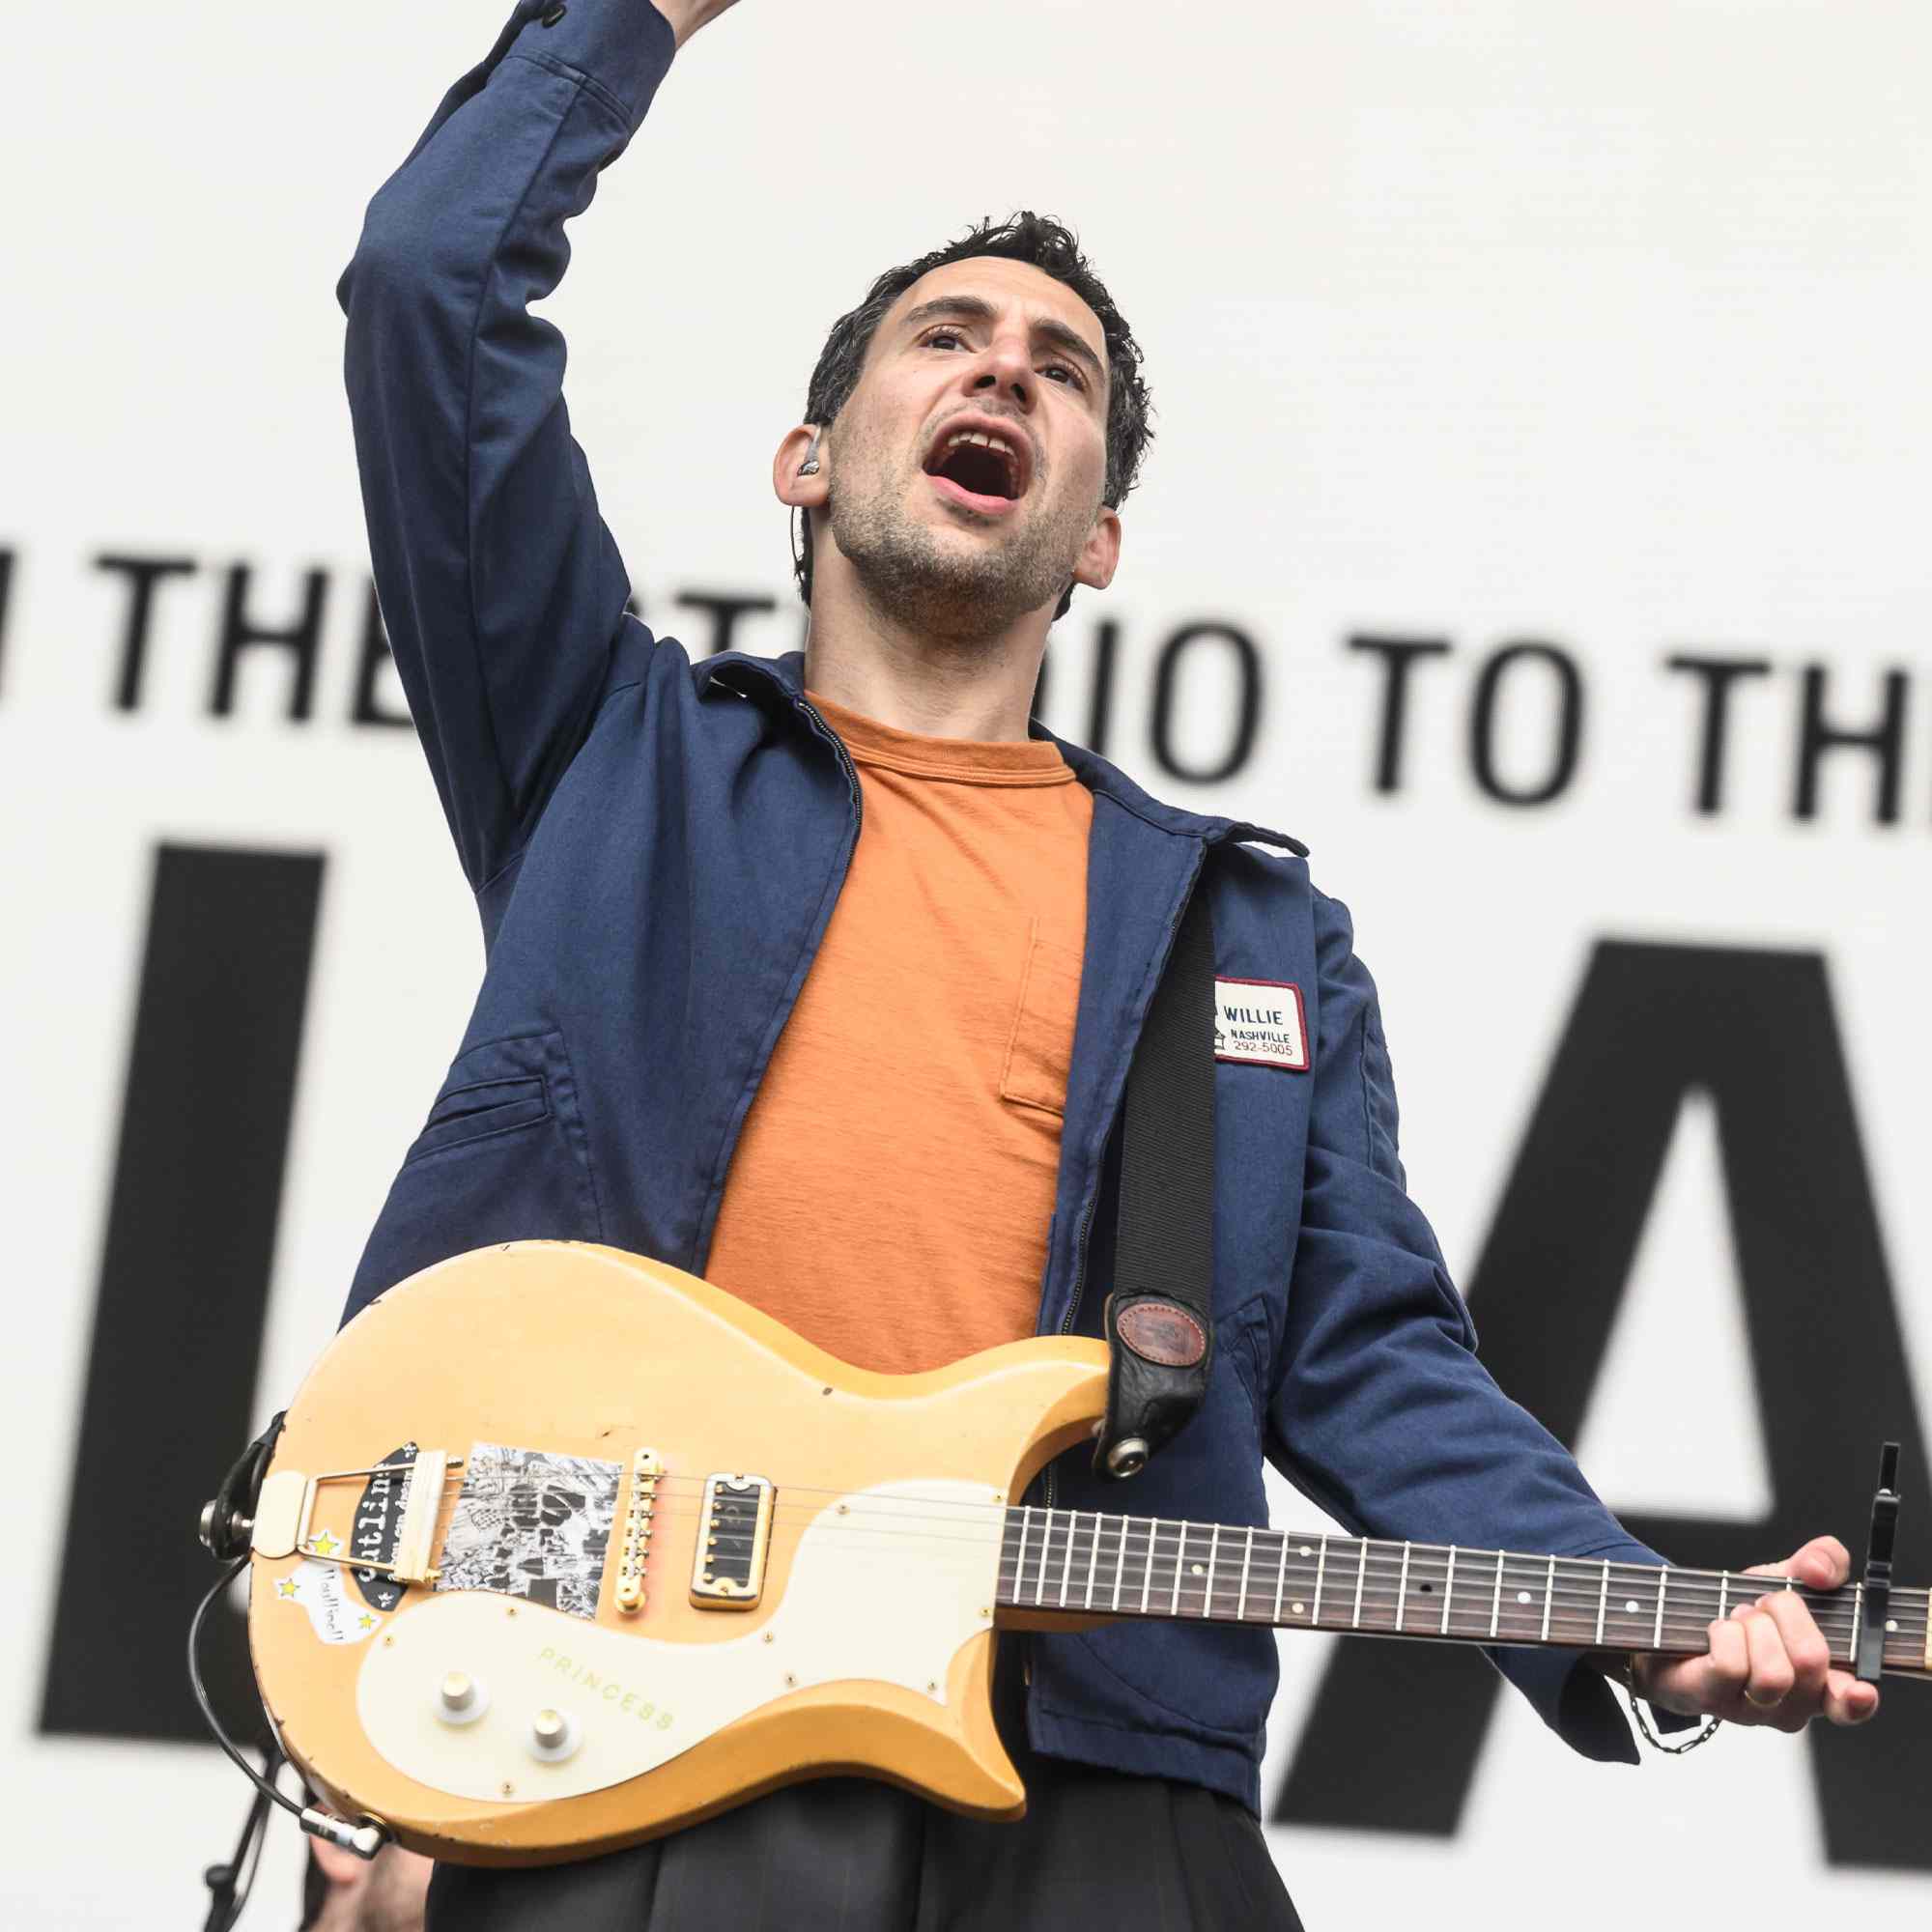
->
[355, 1479, 1001, 1804]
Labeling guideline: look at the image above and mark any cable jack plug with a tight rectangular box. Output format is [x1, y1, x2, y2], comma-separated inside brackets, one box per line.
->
[299, 1807, 388, 1861]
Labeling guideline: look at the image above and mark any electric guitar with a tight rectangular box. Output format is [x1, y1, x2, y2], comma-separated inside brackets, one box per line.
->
[238, 1240, 1925, 1867]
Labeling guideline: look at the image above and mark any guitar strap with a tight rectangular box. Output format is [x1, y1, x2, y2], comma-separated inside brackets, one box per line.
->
[1092, 880, 1217, 1480]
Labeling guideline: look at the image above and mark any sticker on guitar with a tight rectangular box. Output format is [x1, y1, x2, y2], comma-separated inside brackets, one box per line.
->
[274, 1556, 384, 1644]
[433, 1441, 622, 1620]
[349, 1442, 417, 1612]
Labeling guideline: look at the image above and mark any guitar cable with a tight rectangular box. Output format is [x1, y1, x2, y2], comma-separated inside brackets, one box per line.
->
[189, 1553, 389, 1858]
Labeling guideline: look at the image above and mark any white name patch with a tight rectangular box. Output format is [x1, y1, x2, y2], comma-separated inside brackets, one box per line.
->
[1213, 979, 1309, 1071]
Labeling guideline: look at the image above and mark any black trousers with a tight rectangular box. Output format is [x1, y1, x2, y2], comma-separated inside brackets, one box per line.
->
[427, 1643, 1304, 1930]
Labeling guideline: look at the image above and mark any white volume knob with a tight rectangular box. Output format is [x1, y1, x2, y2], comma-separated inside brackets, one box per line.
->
[528, 1707, 580, 1763]
[436, 1670, 489, 1726]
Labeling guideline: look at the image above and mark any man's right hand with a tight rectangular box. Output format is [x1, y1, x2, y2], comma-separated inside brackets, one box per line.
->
[654, 0, 744, 50]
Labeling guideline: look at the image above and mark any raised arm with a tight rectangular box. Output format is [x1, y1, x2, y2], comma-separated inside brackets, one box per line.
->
[337, 0, 733, 893]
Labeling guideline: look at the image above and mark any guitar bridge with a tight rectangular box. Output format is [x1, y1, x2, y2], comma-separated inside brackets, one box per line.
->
[690, 1473, 774, 1608]
[615, 1448, 663, 1615]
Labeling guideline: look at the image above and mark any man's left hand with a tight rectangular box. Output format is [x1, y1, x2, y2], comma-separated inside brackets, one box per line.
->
[1633, 1536, 1881, 1732]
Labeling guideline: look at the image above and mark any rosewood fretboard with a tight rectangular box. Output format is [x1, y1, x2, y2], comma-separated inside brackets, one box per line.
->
[994, 1507, 1930, 1675]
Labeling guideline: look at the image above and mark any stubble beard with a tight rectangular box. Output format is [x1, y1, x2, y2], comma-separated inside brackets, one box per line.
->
[823, 454, 1089, 648]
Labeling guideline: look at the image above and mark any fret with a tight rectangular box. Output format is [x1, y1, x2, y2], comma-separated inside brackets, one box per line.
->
[1396, 1543, 1412, 1633]
[1719, 1572, 1728, 1621]
[1489, 1549, 1503, 1638]
[1653, 1569, 1667, 1649]
[1595, 1560, 1609, 1648]
[1139, 1520, 1153, 1616]
[1170, 1520, 1186, 1617]
[1205, 1524, 1221, 1619]
[1499, 1554, 1529, 1642]
[1058, 1510, 1076, 1608]
[1013, 1508, 1033, 1608]
[1108, 1517, 1126, 1614]
[1540, 1555, 1555, 1642]
[1313, 1535, 1328, 1626]
[1441, 1547, 1459, 1637]
[1237, 1526, 1255, 1621]
[1351, 1539, 1368, 1630]
[1849, 1583, 1861, 1669]
[1033, 1508, 1054, 1606]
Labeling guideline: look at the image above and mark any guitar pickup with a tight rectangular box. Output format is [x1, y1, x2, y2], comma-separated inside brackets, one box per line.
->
[690, 1473, 774, 1609]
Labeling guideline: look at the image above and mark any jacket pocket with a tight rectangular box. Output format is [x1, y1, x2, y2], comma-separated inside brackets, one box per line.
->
[999, 923, 1085, 1117]
[343, 1027, 602, 1325]
[404, 1074, 548, 1164]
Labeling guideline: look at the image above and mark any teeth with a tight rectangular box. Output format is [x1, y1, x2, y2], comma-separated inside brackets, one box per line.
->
[938, 427, 1022, 494]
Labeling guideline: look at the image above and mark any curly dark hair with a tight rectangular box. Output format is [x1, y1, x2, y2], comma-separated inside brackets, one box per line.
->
[792, 212, 1154, 624]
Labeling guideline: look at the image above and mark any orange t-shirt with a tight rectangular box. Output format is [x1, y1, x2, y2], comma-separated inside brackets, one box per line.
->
[702, 693, 1093, 1374]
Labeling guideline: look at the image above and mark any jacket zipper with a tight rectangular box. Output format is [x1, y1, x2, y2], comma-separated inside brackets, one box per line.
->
[1040, 1186, 1100, 1515]
[790, 694, 865, 828]
[708, 658, 866, 831]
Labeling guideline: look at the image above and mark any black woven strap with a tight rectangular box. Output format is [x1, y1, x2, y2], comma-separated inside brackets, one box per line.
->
[1093, 885, 1216, 1479]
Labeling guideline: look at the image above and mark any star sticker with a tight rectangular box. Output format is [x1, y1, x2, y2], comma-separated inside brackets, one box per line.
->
[276, 1577, 298, 1600]
[357, 1613, 378, 1631]
[310, 1530, 341, 1558]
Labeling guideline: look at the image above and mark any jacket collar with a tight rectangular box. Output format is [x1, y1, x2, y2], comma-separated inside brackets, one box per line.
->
[696, 649, 1307, 857]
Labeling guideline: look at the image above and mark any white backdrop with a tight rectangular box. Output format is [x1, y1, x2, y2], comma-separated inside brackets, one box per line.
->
[4, 0, 1929, 1922]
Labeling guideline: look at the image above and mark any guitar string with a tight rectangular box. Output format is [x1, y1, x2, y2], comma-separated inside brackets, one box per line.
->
[312, 1547, 1922, 1662]
[318, 1478, 1925, 1651]
[364, 1473, 1920, 1624]
[409, 1469, 1902, 1596]
[358, 1471, 1919, 1624]
[374, 1467, 1924, 1633]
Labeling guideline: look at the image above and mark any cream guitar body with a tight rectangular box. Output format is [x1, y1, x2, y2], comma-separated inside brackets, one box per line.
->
[249, 1240, 1107, 1866]
[247, 1240, 1929, 1868]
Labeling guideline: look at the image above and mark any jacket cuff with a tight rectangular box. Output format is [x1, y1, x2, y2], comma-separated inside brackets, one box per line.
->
[1492, 1535, 1706, 1763]
[507, 0, 677, 132]
[1500, 1646, 1640, 1764]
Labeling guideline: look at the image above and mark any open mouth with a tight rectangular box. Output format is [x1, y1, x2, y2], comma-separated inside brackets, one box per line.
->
[922, 422, 1029, 512]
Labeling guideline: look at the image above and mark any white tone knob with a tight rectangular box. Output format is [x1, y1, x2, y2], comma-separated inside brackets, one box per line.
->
[436, 1670, 489, 1726]
[527, 1707, 580, 1763]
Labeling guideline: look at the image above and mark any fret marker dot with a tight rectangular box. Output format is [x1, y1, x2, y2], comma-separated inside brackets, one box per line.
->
[1887, 1620, 1899, 1634]
[1291, 1602, 1306, 1616]
[1191, 1563, 1205, 1576]
[1299, 1546, 1313, 1557]
[1625, 1600, 1640, 1614]
[1517, 1591, 1532, 1605]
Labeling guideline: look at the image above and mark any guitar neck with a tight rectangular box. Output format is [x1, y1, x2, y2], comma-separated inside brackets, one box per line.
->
[995, 1507, 1932, 1678]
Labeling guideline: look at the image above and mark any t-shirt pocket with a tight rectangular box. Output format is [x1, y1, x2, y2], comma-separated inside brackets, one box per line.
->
[999, 921, 1085, 1117]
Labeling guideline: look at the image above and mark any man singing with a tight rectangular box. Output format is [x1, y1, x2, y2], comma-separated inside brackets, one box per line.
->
[335, 2, 1877, 1924]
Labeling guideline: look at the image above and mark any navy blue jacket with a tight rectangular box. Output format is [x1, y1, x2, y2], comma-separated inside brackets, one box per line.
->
[338, 0, 1663, 1812]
